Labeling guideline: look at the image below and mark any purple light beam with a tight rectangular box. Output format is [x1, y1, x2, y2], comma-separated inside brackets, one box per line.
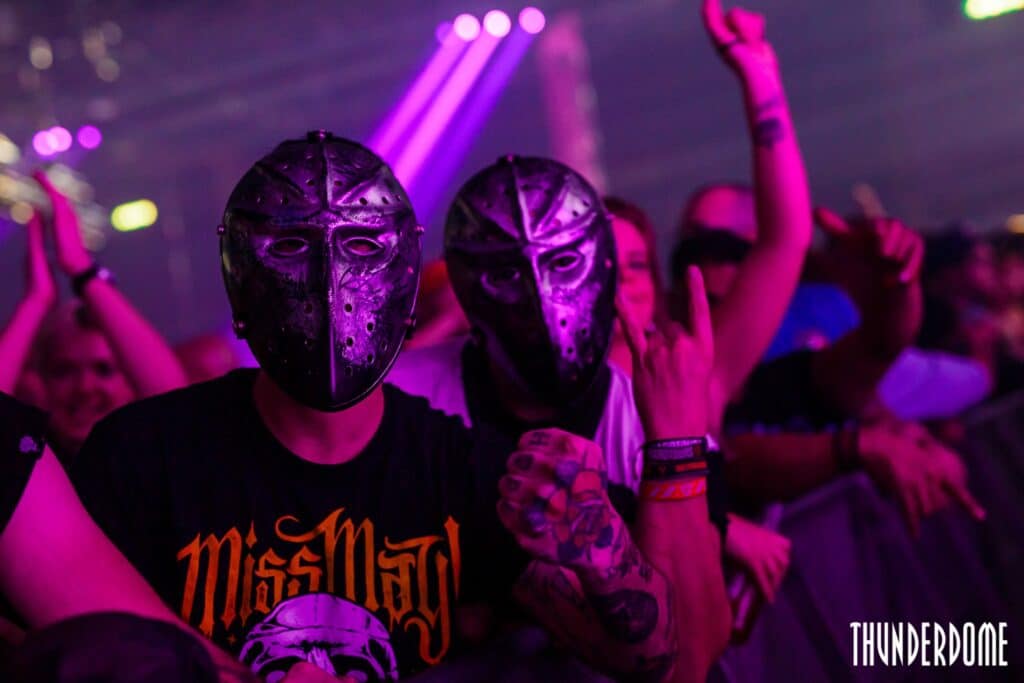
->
[411, 28, 537, 221]
[392, 32, 503, 188]
[368, 33, 469, 161]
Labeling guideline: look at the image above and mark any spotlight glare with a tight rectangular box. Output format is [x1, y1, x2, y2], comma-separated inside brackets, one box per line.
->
[519, 7, 546, 34]
[436, 21, 453, 44]
[77, 125, 102, 149]
[10, 202, 33, 224]
[50, 126, 72, 152]
[0, 135, 20, 164]
[964, 0, 1024, 19]
[111, 199, 158, 232]
[483, 10, 512, 37]
[32, 130, 58, 156]
[453, 13, 480, 41]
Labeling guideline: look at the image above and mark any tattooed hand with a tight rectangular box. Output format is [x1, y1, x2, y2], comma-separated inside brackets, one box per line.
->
[498, 428, 624, 571]
[702, 0, 781, 97]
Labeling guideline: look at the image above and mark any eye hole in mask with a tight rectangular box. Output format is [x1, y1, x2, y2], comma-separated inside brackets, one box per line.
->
[342, 236, 384, 257]
[268, 237, 310, 257]
[549, 251, 582, 272]
[481, 266, 521, 296]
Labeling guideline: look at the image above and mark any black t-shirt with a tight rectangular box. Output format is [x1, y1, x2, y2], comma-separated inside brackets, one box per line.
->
[72, 370, 525, 681]
[724, 350, 845, 434]
[0, 392, 46, 536]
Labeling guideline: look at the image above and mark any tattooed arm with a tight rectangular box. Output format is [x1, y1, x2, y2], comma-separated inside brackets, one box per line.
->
[698, 0, 813, 401]
[499, 430, 678, 682]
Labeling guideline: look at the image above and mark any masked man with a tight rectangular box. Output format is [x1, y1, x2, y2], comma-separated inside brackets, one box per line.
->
[388, 155, 729, 682]
[72, 132, 678, 682]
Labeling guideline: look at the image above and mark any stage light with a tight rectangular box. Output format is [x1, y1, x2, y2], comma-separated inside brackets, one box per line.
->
[392, 32, 502, 186]
[29, 36, 53, 70]
[519, 7, 546, 34]
[77, 125, 102, 149]
[1008, 214, 1024, 234]
[0, 135, 20, 164]
[484, 10, 512, 37]
[50, 126, 72, 152]
[96, 57, 119, 82]
[111, 199, 158, 232]
[436, 21, 454, 44]
[10, 202, 33, 224]
[32, 130, 58, 157]
[964, 0, 1024, 20]
[453, 14, 480, 41]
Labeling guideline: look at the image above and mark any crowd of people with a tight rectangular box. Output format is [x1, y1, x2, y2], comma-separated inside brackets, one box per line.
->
[0, 1, 1017, 681]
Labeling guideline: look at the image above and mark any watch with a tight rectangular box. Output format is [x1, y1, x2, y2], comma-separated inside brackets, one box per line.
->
[71, 263, 117, 297]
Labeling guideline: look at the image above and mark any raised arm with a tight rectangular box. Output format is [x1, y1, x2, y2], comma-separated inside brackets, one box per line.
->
[700, 0, 813, 399]
[621, 265, 732, 682]
[810, 208, 924, 415]
[34, 171, 187, 397]
[498, 429, 679, 682]
[0, 212, 55, 394]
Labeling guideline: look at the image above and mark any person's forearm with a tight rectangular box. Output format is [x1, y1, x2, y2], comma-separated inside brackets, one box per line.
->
[79, 278, 187, 397]
[515, 524, 679, 682]
[713, 80, 812, 398]
[635, 497, 731, 683]
[0, 296, 50, 393]
[725, 431, 839, 502]
[575, 534, 679, 682]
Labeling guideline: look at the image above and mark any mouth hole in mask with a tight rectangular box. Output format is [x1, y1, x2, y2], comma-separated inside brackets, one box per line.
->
[581, 326, 589, 337]
[567, 346, 575, 356]
[344, 303, 353, 313]
[366, 322, 374, 332]
[346, 337, 354, 347]
[367, 353, 375, 363]
[359, 197, 368, 205]
[560, 319, 567, 328]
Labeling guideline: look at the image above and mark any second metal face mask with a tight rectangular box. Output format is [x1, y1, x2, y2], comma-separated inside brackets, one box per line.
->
[221, 131, 420, 411]
[445, 155, 617, 403]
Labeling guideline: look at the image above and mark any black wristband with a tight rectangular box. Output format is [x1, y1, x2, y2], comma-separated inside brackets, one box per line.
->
[642, 437, 709, 482]
[71, 263, 115, 297]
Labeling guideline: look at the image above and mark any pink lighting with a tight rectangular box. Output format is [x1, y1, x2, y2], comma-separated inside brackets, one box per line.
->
[32, 130, 58, 157]
[435, 21, 454, 45]
[483, 10, 512, 37]
[368, 35, 470, 160]
[519, 7, 546, 34]
[50, 126, 72, 152]
[77, 125, 103, 149]
[453, 13, 481, 41]
[392, 32, 503, 187]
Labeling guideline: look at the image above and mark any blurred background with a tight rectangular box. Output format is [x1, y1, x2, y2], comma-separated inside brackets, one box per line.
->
[0, 0, 1022, 341]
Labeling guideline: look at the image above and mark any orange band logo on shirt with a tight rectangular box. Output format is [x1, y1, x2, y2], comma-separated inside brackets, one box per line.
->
[176, 508, 462, 666]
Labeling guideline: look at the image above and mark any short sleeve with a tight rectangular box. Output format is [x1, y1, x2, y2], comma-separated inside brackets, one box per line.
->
[0, 393, 47, 536]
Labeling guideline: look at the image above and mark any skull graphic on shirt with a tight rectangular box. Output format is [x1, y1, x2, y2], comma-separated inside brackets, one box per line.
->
[240, 593, 399, 682]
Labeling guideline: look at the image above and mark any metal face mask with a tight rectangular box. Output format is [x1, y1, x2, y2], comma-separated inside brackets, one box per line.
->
[221, 131, 420, 411]
[445, 156, 617, 403]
